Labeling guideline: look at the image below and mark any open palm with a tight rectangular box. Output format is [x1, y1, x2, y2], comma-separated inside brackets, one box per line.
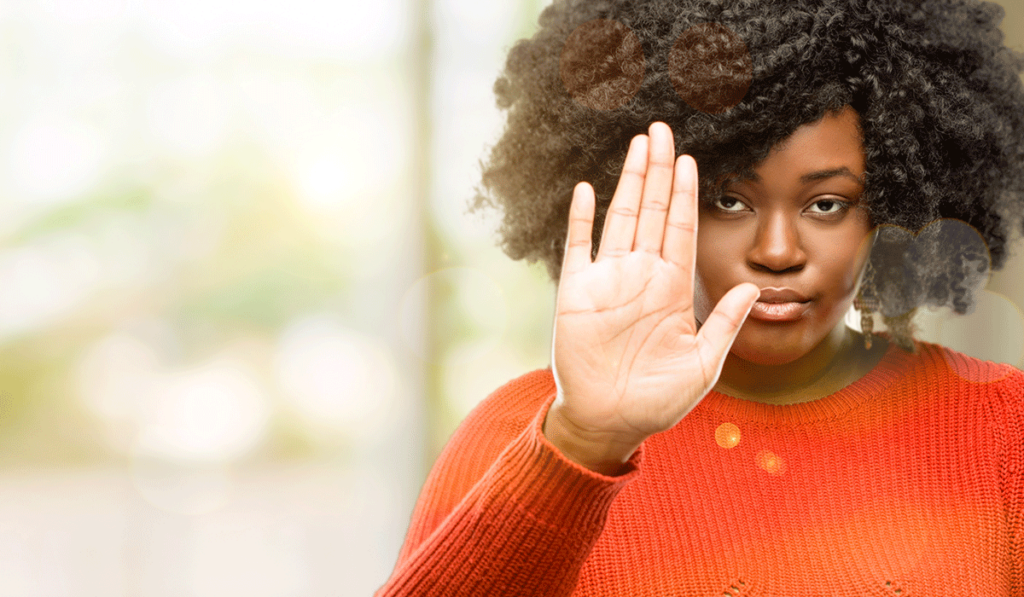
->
[546, 123, 760, 473]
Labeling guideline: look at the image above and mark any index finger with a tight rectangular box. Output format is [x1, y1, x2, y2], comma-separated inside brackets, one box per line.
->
[662, 154, 699, 271]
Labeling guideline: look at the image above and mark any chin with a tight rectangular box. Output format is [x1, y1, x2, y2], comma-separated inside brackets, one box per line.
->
[727, 326, 817, 366]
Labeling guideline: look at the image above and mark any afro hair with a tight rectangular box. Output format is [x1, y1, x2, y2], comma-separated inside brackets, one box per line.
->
[473, 0, 1024, 351]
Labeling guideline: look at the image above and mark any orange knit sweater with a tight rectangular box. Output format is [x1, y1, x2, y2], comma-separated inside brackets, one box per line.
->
[378, 341, 1024, 596]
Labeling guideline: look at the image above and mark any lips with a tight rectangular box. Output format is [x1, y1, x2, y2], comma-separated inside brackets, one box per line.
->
[757, 287, 810, 303]
[749, 287, 812, 322]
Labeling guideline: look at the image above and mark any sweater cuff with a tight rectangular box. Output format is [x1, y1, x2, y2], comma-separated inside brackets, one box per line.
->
[473, 396, 643, 534]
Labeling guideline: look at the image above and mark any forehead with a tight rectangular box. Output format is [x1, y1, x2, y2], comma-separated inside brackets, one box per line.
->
[732, 107, 866, 186]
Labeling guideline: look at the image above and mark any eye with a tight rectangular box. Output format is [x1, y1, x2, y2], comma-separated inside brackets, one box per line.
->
[806, 198, 849, 215]
[713, 196, 749, 212]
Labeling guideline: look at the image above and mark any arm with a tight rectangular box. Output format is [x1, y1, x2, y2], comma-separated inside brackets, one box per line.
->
[376, 373, 640, 597]
[380, 122, 757, 594]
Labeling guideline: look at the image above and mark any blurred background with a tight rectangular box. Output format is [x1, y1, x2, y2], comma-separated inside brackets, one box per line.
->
[0, 0, 1020, 595]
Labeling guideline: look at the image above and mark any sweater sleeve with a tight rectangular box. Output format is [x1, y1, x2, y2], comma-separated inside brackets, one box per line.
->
[995, 367, 1024, 595]
[375, 371, 642, 597]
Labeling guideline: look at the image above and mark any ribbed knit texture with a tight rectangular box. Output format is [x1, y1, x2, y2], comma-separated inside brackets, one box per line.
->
[377, 341, 1024, 596]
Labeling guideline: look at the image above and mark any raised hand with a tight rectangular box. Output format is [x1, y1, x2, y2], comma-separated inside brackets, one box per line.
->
[544, 122, 761, 475]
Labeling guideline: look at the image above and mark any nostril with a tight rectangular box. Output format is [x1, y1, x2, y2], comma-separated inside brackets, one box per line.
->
[747, 242, 807, 273]
[749, 262, 804, 275]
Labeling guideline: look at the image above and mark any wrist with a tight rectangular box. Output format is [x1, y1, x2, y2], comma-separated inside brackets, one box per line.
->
[542, 403, 643, 476]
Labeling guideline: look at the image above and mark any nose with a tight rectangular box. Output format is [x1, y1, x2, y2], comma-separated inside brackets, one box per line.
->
[746, 212, 807, 273]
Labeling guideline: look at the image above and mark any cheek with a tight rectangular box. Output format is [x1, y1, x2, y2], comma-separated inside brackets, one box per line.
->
[693, 220, 735, 324]
[817, 226, 874, 302]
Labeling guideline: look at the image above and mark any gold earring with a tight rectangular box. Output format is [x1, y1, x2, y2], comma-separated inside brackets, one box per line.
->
[853, 261, 879, 350]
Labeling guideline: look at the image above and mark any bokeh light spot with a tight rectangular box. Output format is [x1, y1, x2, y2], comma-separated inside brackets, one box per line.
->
[136, 357, 270, 463]
[714, 422, 741, 448]
[669, 22, 752, 114]
[8, 118, 107, 206]
[756, 450, 786, 475]
[76, 333, 160, 452]
[560, 19, 645, 111]
[0, 236, 102, 338]
[274, 316, 399, 440]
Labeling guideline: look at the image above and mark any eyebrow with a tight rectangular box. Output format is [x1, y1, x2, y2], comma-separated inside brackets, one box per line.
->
[798, 167, 864, 185]
[728, 167, 864, 186]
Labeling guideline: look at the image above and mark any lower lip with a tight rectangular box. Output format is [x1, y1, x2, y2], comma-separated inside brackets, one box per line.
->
[749, 301, 811, 322]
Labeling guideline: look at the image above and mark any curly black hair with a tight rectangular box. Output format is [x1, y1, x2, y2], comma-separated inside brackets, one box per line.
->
[473, 0, 1024, 351]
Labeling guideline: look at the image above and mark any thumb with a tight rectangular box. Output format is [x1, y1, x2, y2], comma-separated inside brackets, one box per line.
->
[694, 283, 759, 381]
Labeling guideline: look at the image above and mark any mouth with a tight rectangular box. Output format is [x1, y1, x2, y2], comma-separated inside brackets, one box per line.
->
[749, 287, 812, 322]
[757, 287, 810, 303]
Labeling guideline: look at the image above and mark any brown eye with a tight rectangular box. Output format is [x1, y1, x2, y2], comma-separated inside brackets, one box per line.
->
[807, 199, 848, 215]
[713, 196, 748, 212]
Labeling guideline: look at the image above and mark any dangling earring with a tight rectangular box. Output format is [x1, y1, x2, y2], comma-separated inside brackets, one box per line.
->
[853, 260, 880, 350]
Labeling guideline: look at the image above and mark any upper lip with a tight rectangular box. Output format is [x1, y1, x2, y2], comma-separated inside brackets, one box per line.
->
[757, 287, 811, 303]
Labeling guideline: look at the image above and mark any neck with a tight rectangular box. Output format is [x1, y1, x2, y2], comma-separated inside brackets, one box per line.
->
[714, 326, 884, 405]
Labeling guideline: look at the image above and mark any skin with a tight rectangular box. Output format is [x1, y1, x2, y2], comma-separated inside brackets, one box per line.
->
[545, 107, 887, 475]
[697, 106, 887, 404]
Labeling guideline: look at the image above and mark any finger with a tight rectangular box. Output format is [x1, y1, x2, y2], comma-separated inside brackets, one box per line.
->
[694, 283, 760, 381]
[633, 122, 676, 254]
[562, 182, 596, 276]
[662, 154, 699, 270]
[597, 134, 648, 260]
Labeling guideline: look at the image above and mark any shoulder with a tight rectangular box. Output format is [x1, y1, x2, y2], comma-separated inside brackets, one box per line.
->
[906, 340, 1023, 389]
[903, 340, 1024, 424]
[871, 338, 1022, 414]
[912, 340, 1023, 386]
[872, 336, 1019, 386]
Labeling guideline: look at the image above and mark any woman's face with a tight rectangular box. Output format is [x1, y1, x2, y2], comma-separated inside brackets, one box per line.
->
[694, 106, 874, 365]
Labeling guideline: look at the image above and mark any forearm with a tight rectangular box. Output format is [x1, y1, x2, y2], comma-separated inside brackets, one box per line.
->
[377, 402, 641, 597]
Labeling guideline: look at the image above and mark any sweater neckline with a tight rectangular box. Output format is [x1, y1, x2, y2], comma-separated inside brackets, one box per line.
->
[695, 339, 918, 426]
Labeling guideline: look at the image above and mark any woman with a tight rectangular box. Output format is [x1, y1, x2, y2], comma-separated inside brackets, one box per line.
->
[379, 0, 1024, 594]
